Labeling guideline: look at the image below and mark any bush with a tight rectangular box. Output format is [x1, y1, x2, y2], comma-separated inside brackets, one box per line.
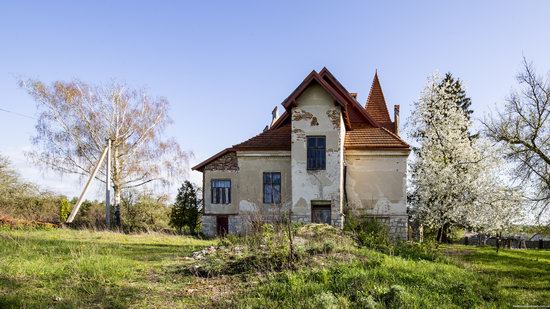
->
[393, 240, 442, 261]
[58, 198, 72, 222]
[344, 215, 392, 252]
[121, 193, 171, 232]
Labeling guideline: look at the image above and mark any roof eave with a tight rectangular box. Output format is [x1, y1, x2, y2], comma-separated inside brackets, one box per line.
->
[191, 148, 234, 172]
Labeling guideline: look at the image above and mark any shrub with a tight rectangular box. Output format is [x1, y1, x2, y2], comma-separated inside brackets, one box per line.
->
[393, 240, 442, 261]
[120, 192, 171, 232]
[58, 198, 72, 222]
[344, 215, 392, 252]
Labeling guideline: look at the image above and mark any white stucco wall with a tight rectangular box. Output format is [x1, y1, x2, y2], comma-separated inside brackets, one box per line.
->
[345, 149, 409, 238]
[236, 151, 292, 220]
[290, 83, 344, 227]
[203, 170, 240, 215]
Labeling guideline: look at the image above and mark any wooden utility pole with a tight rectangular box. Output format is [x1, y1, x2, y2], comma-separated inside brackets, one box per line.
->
[105, 139, 112, 228]
[66, 143, 109, 224]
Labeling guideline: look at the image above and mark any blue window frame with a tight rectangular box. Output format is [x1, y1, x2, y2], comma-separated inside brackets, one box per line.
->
[211, 179, 231, 204]
[307, 136, 326, 170]
[263, 172, 281, 204]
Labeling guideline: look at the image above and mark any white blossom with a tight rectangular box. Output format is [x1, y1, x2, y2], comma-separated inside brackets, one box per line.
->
[409, 73, 522, 236]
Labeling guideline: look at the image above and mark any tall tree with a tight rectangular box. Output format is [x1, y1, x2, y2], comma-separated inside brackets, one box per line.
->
[483, 59, 550, 221]
[466, 139, 523, 234]
[20, 79, 190, 227]
[439, 73, 473, 120]
[409, 73, 481, 242]
[170, 181, 201, 234]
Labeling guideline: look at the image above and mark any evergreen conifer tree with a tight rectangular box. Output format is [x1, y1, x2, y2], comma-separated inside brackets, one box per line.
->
[170, 181, 201, 234]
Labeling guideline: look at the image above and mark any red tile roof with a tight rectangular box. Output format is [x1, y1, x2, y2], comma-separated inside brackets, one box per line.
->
[365, 71, 392, 124]
[345, 125, 409, 149]
[192, 68, 409, 172]
[232, 123, 291, 151]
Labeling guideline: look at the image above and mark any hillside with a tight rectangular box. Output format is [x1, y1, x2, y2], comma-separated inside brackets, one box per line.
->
[0, 226, 549, 308]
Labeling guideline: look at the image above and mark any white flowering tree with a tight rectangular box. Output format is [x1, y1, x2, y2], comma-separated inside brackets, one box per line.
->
[409, 73, 522, 242]
[467, 139, 523, 234]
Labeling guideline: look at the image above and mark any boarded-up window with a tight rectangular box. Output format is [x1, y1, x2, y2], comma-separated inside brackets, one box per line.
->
[211, 179, 231, 204]
[263, 172, 281, 204]
[307, 136, 326, 170]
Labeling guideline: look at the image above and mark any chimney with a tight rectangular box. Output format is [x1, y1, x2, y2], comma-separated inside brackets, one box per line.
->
[394, 105, 400, 136]
[270, 106, 279, 127]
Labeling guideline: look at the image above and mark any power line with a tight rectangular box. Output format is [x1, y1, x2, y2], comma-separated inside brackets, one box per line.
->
[0, 107, 36, 120]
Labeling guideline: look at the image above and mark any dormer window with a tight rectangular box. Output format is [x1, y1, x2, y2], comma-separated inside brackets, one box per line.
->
[307, 136, 326, 170]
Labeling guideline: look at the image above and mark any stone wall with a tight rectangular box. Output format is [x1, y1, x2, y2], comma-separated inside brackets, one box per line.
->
[202, 215, 217, 237]
[388, 215, 408, 240]
[204, 152, 239, 171]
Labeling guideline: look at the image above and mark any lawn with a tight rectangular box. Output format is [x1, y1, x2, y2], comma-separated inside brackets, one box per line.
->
[443, 245, 550, 306]
[1, 227, 549, 308]
[0, 228, 215, 308]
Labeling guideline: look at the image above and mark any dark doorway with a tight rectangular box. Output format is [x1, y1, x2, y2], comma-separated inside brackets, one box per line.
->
[311, 203, 331, 224]
[216, 216, 228, 236]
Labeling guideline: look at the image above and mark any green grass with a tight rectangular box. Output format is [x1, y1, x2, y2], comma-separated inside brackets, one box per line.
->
[0, 228, 214, 308]
[1, 227, 549, 308]
[225, 248, 500, 308]
[444, 245, 550, 306]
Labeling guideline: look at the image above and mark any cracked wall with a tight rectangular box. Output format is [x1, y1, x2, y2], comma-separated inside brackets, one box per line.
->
[237, 151, 292, 226]
[291, 83, 344, 227]
[345, 149, 409, 239]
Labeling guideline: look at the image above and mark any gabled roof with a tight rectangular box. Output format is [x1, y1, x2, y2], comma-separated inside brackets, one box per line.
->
[319, 68, 379, 128]
[281, 70, 351, 130]
[365, 71, 392, 124]
[192, 68, 409, 172]
[191, 123, 292, 172]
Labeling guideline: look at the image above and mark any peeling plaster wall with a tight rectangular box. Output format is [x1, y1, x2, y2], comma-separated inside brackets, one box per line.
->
[345, 149, 409, 239]
[291, 83, 344, 227]
[237, 151, 292, 222]
[203, 152, 240, 216]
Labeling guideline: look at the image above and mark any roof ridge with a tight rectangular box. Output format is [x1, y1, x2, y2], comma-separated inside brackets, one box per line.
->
[318, 67, 380, 127]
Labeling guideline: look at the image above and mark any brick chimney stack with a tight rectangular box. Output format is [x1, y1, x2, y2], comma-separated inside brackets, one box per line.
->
[270, 106, 279, 128]
[394, 105, 400, 136]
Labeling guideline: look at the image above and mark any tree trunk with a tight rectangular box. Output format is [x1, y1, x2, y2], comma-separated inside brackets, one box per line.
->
[437, 226, 444, 243]
[496, 232, 503, 253]
[114, 188, 121, 229]
[112, 145, 121, 229]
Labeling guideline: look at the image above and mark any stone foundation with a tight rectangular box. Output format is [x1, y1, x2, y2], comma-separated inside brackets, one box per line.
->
[203, 212, 404, 239]
[388, 215, 408, 240]
[202, 215, 217, 237]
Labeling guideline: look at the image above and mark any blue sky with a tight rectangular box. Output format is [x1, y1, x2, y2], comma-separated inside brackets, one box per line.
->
[1, 1, 549, 199]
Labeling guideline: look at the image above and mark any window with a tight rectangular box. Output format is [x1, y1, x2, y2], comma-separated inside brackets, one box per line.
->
[307, 136, 326, 170]
[263, 172, 281, 204]
[211, 179, 231, 204]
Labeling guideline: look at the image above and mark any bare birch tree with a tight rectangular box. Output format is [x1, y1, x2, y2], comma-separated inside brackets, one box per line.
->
[482, 59, 550, 220]
[20, 79, 191, 226]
